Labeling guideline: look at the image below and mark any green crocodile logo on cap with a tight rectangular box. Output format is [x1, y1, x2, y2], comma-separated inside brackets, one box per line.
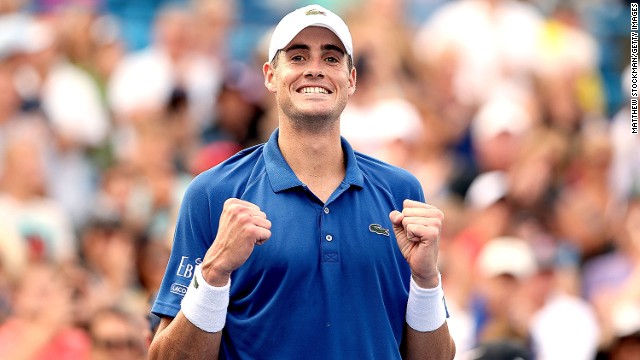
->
[193, 275, 199, 289]
[305, 9, 326, 16]
[369, 224, 390, 237]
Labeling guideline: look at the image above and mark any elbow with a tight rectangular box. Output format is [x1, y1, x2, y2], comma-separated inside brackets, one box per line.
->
[149, 330, 177, 360]
[148, 337, 163, 360]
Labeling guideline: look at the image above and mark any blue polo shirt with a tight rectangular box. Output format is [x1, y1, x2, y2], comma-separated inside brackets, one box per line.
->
[152, 129, 426, 359]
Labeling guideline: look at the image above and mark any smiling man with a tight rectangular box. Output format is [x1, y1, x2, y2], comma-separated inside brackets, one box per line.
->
[149, 5, 455, 360]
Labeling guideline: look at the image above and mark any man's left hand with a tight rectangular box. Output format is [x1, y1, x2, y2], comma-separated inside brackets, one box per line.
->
[389, 199, 444, 289]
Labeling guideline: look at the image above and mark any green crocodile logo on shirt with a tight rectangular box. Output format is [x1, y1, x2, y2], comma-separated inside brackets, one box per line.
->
[369, 224, 390, 237]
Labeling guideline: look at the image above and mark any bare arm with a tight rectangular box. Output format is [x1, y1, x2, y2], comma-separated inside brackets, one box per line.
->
[150, 198, 271, 360]
[390, 200, 456, 360]
[149, 314, 223, 360]
[402, 322, 456, 360]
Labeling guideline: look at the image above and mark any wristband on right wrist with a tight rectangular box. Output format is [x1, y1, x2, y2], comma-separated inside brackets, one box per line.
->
[180, 264, 230, 333]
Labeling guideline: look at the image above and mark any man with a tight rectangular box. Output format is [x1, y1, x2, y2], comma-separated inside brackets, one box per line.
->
[149, 5, 455, 359]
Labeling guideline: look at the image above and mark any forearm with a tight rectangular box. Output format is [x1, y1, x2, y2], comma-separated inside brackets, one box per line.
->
[402, 272, 456, 360]
[149, 313, 223, 360]
[402, 322, 456, 360]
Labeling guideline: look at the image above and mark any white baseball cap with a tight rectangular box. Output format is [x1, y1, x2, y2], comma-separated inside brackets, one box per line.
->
[472, 97, 532, 142]
[477, 237, 538, 279]
[465, 171, 509, 210]
[268, 4, 353, 62]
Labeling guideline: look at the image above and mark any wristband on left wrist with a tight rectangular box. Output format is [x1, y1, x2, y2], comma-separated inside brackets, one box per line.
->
[405, 273, 447, 332]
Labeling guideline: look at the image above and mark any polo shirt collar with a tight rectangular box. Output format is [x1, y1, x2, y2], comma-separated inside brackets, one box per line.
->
[264, 129, 364, 193]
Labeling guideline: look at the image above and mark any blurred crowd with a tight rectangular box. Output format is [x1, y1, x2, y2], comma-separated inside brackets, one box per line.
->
[0, 0, 637, 359]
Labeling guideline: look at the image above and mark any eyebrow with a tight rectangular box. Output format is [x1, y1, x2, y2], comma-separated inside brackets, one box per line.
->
[322, 44, 345, 55]
[285, 43, 345, 56]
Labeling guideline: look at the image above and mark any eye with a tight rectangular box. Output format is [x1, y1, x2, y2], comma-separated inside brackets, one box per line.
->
[291, 55, 305, 62]
[325, 56, 339, 63]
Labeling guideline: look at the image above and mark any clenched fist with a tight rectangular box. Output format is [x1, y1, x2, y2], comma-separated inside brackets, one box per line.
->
[389, 199, 444, 289]
[200, 198, 271, 286]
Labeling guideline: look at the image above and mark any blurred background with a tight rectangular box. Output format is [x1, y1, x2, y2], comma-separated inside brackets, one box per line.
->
[0, 0, 637, 359]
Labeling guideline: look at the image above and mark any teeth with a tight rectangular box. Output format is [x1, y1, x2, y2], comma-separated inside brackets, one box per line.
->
[301, 87, 328, 94]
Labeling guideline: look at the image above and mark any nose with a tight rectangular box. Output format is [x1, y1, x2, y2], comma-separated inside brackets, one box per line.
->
[303, 59, 325, 78]
[304, 69, 325, 78]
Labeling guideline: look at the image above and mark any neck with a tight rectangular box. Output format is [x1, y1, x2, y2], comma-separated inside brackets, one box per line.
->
[277, 123, 346, 202]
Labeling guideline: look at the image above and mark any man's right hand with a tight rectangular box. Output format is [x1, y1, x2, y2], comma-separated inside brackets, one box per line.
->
[200, 198, 271, 286]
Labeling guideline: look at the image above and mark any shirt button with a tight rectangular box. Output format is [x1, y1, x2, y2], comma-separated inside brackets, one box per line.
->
[323, 207, 330, 214]
[325, 234, 333, 242]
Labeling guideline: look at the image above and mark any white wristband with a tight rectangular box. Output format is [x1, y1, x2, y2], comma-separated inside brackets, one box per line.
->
[180, 264, 230, 333]
[406, 273, 447, 332]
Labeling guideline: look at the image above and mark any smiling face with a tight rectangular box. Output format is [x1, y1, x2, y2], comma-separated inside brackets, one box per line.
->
[263, 26, 356, 131]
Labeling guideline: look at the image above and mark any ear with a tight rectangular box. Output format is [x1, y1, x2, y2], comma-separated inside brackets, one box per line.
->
[347, 67, 357, 97]
[263, 62, 277, 93]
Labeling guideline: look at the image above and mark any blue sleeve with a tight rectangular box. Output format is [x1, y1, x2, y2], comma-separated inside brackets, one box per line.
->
[151, 173, 218, 318]
[408, 173, 426, 203]
[393, 168, 426, 209]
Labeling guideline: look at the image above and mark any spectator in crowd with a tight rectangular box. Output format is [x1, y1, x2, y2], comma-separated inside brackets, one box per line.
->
[506, 127, 569, 217]
[0, 262, 91, 360]
[135, 232, 172, 307]
[88, 307, 149, 360]
[0, 121, 77, 270]
[533, 1, 604, 133]
[190, 0, 235, 60]
[78, 215, 145, 316]
[200, 75, 266, 149]
[450, 171, 514, 280]
[470, 95, 536, 174]
[339, 0, 424, 158]
[519, 248, 600, 360]
[53, 5, 126, 105]
[108, 3, 222, 132]
[7, 13, 110, 228]
[583, 196, 640, 352]
[552, 121, 614, 262]
[473, 236, 538, 346]
[413, 0, 544, 109]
